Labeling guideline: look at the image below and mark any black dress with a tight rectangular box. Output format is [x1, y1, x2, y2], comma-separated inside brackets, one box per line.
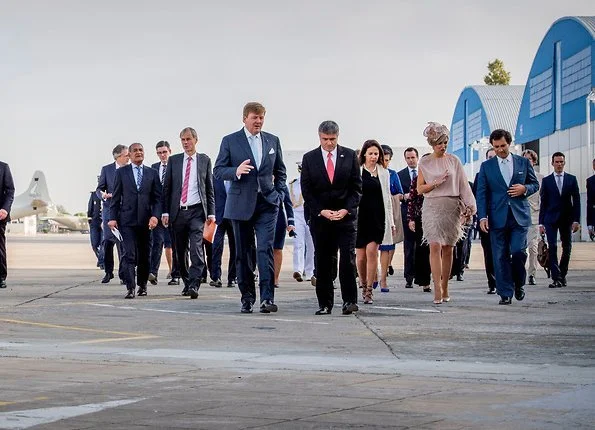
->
[356, 169, 385, 248]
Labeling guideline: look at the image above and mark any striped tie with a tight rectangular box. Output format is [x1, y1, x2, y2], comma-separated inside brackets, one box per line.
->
[181, 157, 192, 204]
[136, 166, 143, 191]
[161, 163, 166, 185]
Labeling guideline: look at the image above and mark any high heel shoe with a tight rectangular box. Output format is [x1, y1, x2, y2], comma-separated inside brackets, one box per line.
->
[433, 299, 443, 305]
[363, 285, 373, 304]
[442, 296, 451, 303]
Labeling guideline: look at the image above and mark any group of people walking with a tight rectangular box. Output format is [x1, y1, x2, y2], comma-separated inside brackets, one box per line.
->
[0, 103, 592, 314]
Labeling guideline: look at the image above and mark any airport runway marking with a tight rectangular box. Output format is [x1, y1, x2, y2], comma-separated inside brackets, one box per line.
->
[0, 397, 49, 407]
[371, 306, 441, 313]
[88, 303, 331, 325]
[0, 318, 159, 344]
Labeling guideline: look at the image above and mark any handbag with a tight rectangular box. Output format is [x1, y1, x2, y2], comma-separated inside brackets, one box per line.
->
[537, 233, 550, 278]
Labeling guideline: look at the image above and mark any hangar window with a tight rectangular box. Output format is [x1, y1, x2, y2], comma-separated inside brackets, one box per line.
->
[466, 109, 482, 146]
[529, 68, 553, 117]
[561, 46, 592, 104]
[451, 119, 464, 152]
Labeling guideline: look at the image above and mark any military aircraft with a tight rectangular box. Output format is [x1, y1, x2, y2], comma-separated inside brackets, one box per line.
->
[10, 171, 55, 220]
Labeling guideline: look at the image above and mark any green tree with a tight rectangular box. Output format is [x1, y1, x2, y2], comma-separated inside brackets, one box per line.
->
[484, 59, 511, 85]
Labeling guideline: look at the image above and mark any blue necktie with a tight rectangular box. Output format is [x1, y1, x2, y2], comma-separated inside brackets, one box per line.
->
[136, 166, 143, 190]
[249, 135, 261, 168]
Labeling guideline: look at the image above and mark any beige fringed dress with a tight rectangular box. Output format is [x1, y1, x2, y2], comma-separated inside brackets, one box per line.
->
[418, 153, 476, 246]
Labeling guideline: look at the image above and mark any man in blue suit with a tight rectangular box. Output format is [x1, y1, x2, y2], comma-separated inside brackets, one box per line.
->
[210, 178, 236, 288]
[109, 143, 161, 299]
[588, 159, 595, 241]
[0, 161, 15, 289]
[214, 102, 287, 314]
[87, 180, 104, 270]
[539, 152, 581, 288]
[96, 145, 129, 284]
[476, 129, 539, 305]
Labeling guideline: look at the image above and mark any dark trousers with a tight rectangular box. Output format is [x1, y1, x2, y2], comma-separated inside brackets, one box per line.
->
[401, 207, 416, 283]
[211, 218, 236, 283]
[232, 194, 278, 305]
[451, 226, 470, 277]
[490, 209, 528, 299]
[0, 222, 6, 280]
[102, 224, 125, 280]
[149, 222, 166, 275]
[479, 228, 496, 290]
[171, 205, 206, 290]
[310, 217, 357, 309]
[544, 220, 573, 282]
[168, 228, 182, 279]
[201, 241, 213, 281]
[412, 219, 431, 286]
[120, 225, 151, 290]
[89, 221, 103, 267]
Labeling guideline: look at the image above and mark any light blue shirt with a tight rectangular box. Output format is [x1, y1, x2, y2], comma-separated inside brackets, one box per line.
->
[498, 153, 513, 184]
[244, 128, 262, 168]
[133, 164, 143, 190]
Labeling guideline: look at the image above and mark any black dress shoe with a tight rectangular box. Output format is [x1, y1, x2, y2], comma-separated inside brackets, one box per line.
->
[181, 287, 189, 296]
[388, 265, 394, 276]
[137, 286, 147, 296]
[188, 287, 199, 299]
[405, 282, 413, 289]
[125, 289, 135, 299]
[528, 275, 536, 285]
[499, 296, 512, 305]
[514, 285, 525, 301]
[209, 279, 223, 288]
[0, 279, 6, 289]
[342, 302, 359, 315]
[241, 301, 253, 313]
[260, 300, 278, 313]
[487, 287, 496, 294]
[456, 274, 464, 282]
[560, 277, 567, 287]
[168, 278, 180, 286]
[226, 281, 235, 288]
[548, 281, 562, 288]
[315, 307, 331, 315]
[101, 273, 114, 284]
[199, 277, 207, 284]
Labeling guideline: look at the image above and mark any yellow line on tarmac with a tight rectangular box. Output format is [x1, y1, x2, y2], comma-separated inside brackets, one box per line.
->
[0, 318, 158, 343]
[0, 397, 49, 406]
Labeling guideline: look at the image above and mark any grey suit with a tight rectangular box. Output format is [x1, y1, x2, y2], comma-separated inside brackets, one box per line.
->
[162, 152, 215, 291]
[0, 161, 15, 283]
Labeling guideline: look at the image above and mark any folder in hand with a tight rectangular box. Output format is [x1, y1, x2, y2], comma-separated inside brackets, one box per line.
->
[203, 222, 217, 243]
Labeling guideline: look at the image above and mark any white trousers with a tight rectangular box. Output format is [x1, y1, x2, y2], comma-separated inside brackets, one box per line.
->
[526, 224, 539, 277]
[293, 211, 314, 278]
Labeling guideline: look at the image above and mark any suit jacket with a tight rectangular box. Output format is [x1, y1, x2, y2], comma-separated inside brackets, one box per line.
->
[87, 192, 102, 225]
[476, 154, 539, 229]
[587, 175, 595, 226]
[214, 178, 228, 224]
[300, 145, 362, 223]
[539, 172, 580, 225]
[163, 152, 215, 223]
[96, 162, 118, 221]
[213, 129, 286, 221]
[397, 167, 413, 219]
[0, 162, 15, 223]
[110, 164, 161, 227]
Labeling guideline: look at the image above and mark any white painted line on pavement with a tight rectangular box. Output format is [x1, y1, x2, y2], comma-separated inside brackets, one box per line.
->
[0, 398, 144, 429]
[372, 306, 441, 313]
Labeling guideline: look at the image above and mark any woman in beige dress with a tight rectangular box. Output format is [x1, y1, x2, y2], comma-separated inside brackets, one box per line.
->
[416, 122, 476, 304]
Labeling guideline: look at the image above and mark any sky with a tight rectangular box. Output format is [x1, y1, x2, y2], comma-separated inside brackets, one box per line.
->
[2, 0, 594, 213]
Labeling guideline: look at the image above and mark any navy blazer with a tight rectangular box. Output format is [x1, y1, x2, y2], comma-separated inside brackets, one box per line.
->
[96, 162, 118, 221]
[539, 172, 581, 225]
[0, 162, 15, 223]
[397, 167, 412, 218]
[587, 175, 595, 226]
[110, 164, 162, 227]
[214, 178, 227, 224]
[162, 152, 215, 223]
[476, 154, 539, 229]
[87, 191, 102, 225]
[300, 145, 362, 222]
[213, 129, 287, 221]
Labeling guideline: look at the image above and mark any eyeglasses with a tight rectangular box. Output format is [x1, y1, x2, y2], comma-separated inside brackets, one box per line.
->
[157, 151, 169, 155]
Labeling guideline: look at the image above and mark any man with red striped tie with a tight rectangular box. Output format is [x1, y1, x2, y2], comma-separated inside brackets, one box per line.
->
[162, 127, 215, 299]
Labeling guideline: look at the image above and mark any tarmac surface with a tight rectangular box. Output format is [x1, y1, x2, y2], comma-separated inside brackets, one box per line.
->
[1, 234, 594, 429]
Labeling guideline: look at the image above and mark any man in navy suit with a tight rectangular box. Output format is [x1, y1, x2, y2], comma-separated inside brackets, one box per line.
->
[109, 143, 162, 299]
[301, 120, 362, 315]
[149, 141, 177, 285]
[539, 152, 581, 288]
[97, 145, 129, 284]
[214, 102, 287, 314]
[162, 127, 216, 300]
[0, 161, 15, 289]
[397, 148, 419, 288]
[210, 178, 236, 288]
[476, 129, 539, 305]
[87, 180, 104, 270]
[587, 159, 595, 240]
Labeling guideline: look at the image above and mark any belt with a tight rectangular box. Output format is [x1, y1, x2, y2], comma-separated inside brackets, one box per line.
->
[179, 203, 201, 210]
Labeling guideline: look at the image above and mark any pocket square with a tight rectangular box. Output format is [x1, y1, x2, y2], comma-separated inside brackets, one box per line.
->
[269, 148, 275, 155]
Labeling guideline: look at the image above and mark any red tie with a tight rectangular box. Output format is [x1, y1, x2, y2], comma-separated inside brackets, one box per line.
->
[181, 157, 192, 204]
[326, 152, 334, 183]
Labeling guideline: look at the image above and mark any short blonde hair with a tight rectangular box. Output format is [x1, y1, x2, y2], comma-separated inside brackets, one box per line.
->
[243, 102, 266, 118]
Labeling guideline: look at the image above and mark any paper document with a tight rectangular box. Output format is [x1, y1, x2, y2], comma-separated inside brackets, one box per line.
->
[111, 227, 123, 242]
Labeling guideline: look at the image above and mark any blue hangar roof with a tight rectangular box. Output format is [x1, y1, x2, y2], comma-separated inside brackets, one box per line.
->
[449, 85, 525, 164]
[515, 16, 595, 144]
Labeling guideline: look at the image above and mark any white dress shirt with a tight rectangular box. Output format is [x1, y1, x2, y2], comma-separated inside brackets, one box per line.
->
[180, 153, 201, 206]
[320, 146, 337, 168]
